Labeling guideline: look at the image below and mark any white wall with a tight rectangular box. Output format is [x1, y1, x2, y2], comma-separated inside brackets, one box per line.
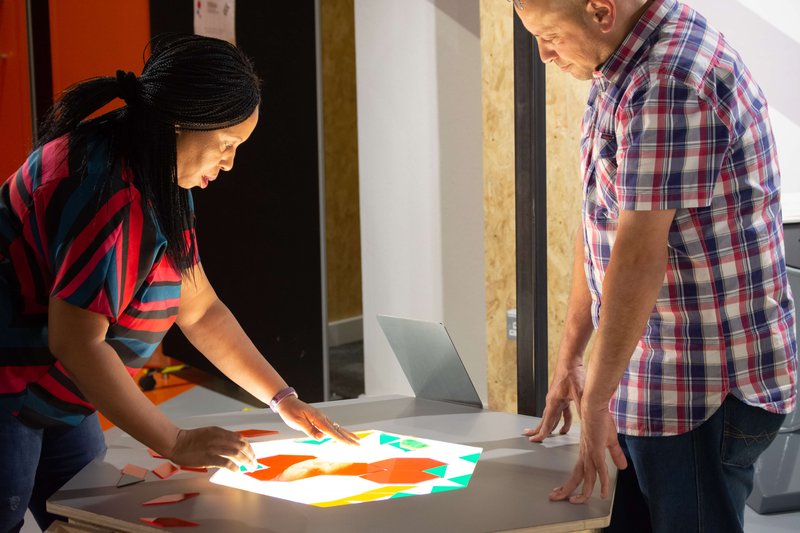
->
[355, 0, 487, 403]
[683, 0, 800, 220]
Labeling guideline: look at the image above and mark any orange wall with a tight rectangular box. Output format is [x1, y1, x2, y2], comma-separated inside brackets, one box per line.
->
[0, 0, 33, 181]
[49, 0, 150, 113]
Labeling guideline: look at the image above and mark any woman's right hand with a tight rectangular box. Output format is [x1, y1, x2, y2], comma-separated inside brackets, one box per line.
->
[523, 362, 585, 442]
[167, 426, 257, 471]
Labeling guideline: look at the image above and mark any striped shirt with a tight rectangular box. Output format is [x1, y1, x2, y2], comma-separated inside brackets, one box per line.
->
[582, 0, 797, 436]
[0, 132, 196, 428]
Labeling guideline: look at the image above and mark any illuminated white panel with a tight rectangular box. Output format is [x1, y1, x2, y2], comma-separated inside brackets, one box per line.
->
[210, 430, 482, 507]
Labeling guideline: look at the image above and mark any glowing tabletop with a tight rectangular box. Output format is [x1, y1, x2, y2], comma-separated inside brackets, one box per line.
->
[47, 395, 615, 532]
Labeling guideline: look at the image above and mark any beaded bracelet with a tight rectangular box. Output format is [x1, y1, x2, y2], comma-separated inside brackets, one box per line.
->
[269, 386, 298, 412]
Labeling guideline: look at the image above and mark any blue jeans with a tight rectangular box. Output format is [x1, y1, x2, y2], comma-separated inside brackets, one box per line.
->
[0, 409, 106, 532]
[604, 395, 786, 533]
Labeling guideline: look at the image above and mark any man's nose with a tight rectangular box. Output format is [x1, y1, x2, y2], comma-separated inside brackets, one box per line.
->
[537, 40, 557, 64]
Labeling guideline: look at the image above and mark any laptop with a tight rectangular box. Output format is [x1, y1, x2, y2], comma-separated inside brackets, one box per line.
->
[376, 314, 483, 408]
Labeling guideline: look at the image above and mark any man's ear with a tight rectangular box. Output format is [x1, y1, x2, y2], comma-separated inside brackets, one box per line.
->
[586, 0, 616, 33]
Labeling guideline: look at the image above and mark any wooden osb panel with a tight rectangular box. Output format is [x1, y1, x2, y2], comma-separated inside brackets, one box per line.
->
[480, 0, 516, 413]
[321, 0, 363, 322]
[545, 67, 591, 383]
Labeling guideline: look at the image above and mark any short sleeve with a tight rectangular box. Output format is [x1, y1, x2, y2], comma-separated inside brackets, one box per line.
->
[49, 189, 135, 321]
[615, 78, 730, 210]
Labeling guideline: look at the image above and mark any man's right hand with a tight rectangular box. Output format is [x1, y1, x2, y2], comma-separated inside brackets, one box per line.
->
[167, 426, 257, 472]
[523, 363, 585, 442]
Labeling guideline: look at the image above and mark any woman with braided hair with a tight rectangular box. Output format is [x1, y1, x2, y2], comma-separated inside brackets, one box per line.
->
[0, 34, 357, 532]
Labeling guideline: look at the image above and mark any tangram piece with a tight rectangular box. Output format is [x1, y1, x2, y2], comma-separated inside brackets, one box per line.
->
[210, 430, 483, 507]
[118, 464, 147, 487]
[117, 475, 144, 488]
[237, 429, 279, 438]
[180, 466, 208, 473]
[143, 493, 200, 506]
[314, 485, 414, 508]
[147, 449, 167, 459]
[139, 517, 199, 527]
[152, 462, 180, 480]
[361, 458, 445, 484]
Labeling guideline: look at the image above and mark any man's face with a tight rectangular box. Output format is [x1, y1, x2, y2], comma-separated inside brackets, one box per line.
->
[516, 0, 614, 80]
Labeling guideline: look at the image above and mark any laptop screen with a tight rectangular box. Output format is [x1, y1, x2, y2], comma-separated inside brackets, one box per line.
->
[377, 315, 483, 408]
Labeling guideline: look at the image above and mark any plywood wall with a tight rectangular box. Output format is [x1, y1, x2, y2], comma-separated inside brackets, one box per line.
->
[480, 4, 590, 413]
[320, 0, 363, 323]
[480, 0, 517, 413]
[545, 68, 590, 383]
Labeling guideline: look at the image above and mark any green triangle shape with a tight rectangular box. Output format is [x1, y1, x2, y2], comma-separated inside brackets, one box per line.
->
[295, 437, 331, 445]
[399, 439, 428, 450]
[379, 433, 401, 445]
[390, 492, 416, 499]
[448, 474, 473, 486]
[431, 485, 462, 493]
[424, 465, 448, 478]
[460, 453, 481, 463]
[388, 442, 408, 451]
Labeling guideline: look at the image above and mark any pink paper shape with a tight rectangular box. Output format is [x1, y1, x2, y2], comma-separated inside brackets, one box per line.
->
[121, 464, 148, 479]
[139, 517, 199, 527]
[143, 492, 200, 506]
[152, 462, 180, 480]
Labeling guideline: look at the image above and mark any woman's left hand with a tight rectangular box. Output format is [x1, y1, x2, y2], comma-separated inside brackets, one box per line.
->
[276, 396, 360, 445]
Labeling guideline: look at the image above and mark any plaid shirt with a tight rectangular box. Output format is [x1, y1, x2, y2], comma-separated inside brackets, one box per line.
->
[582, 0, 797, 436]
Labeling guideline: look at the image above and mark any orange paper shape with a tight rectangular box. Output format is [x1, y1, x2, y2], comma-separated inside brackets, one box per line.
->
[361, 458, 446, 484]
[143, 493, 200, 506]
[121, 464, 148, 479]
[140, 517, 199, 527]
[147, 449, 167, 459]
[237, 429, 279, 438]
[152, 462, 180, 480]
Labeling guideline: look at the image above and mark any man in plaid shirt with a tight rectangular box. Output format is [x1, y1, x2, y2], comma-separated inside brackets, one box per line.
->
[516, 1, 797, 531]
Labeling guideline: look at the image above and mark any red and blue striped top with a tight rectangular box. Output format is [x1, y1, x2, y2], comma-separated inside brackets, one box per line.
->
[582, 0, 797, 436]
[0, 132, 196, 428]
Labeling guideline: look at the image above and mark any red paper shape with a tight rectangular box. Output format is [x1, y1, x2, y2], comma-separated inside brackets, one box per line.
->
[121, 464, 148, 479]
[147, 449, 167, 459]
[237, 429, 279, 438]
[140, 517, 199, 527]
[360, 457, 446, 484]
[143, 492, 200, 506]
[152, 462, 180, 480]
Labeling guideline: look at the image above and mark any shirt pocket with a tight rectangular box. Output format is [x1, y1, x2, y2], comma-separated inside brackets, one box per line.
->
[585, 130, 620, 219]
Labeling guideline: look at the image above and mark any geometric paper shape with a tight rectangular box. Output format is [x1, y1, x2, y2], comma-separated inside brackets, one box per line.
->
[139, 517, 200, 527]
[122, 464, 148, 478]
[152, 462, 180, 480]
[294, 437, 332, 445]
[313, 485, 414, 507]
[388, 438, 429, 453]
[237, 429, 279, 438]
[142, 492, 200, 506]
[210, 430, 481, 507]
[431, 485, 462, 493]
[424, 465, 448, 478]
[117, 474, 145, 488]
[148, 449, 167, 459]
[448, 474, 473, 486]
[118, 464, 147, 487]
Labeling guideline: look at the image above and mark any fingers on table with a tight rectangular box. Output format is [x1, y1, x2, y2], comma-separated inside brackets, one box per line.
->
[550, 459, 584, 502]
[526, 406, 565, 442]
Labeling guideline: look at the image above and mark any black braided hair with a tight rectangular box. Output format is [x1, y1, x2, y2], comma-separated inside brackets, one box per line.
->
[37, 34, 261, 273]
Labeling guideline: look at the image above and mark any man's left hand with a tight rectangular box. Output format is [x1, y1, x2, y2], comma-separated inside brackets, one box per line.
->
[549, 398, 628, 504]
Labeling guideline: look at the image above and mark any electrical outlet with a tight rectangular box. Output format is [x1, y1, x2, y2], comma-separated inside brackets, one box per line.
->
[507, 309, 517, 340]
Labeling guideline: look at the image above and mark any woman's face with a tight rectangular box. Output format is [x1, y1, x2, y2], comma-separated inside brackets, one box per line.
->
[175, 107, 259, 189]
